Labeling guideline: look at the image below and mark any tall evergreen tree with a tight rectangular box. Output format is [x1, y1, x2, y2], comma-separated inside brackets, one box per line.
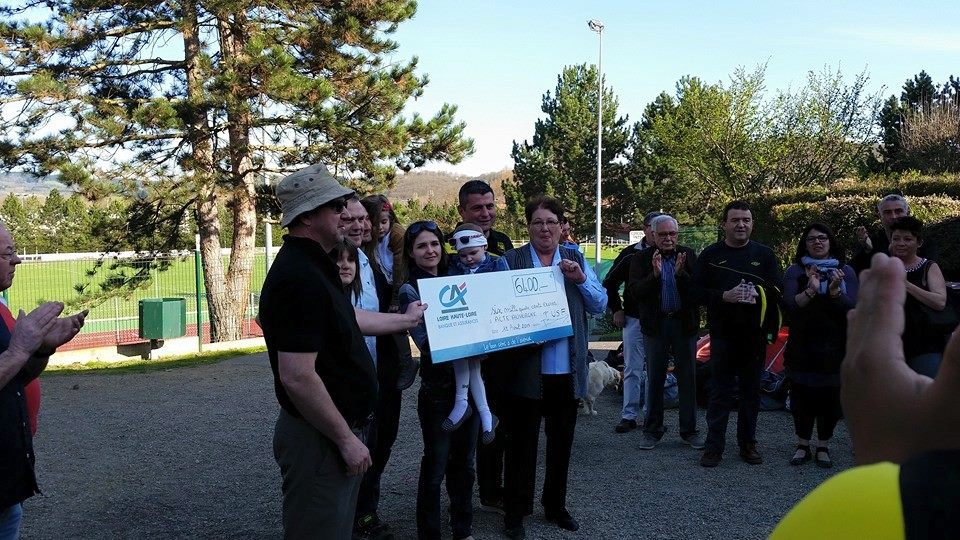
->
[877, 71, 944, 170]
[0, 1, 473, 340]
[506, 64, 631, 239]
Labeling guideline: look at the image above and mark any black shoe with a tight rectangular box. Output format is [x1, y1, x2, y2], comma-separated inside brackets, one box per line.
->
[700, 450, 722, 468]
[353, 513, 393, 540]
[790, 444, 812, 466]
[395, 355, 419, 391]
[614, 418, 637, 433]
[441, 405, 473, 432]
[479, 497, 505, 515]
[482, 414, 500, 445]
[739, 443, 763, 465]
[815, 447, 833, 468]
[544, 510, 579, 532]
[502, 521, 526, 540]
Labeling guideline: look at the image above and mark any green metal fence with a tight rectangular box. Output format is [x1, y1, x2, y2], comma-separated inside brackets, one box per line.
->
[5, 253, 270, 351]
[5, 225, 719, 351]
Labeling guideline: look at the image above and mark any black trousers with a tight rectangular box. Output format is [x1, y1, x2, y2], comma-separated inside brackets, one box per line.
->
[476, 357, 506, 503]
[502, 374, 578, 526]
[356, 386, 402, 518]
[790, 383, 842, 441]
[416, 389, 478, 540]
[705, 335, 765, 454]
[643, 318, 698, 437]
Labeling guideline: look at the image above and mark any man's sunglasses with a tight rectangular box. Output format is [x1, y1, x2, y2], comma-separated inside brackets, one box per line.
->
[322, 196, 348, 213]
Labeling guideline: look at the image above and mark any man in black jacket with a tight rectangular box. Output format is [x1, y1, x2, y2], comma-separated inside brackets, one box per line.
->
[692, 201, 780, 468]
[602, 211, 661, 433]
[851, 194, 937, 275]
[626, 215, 704, 450]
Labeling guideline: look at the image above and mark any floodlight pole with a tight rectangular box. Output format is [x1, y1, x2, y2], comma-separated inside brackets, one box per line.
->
[588, 19, 604, 271]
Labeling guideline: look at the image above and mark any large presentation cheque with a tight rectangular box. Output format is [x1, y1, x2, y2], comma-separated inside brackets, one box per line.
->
[418, 266, 574, 363]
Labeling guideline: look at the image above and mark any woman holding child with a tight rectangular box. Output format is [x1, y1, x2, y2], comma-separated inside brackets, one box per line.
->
[397, 220, 478, 540]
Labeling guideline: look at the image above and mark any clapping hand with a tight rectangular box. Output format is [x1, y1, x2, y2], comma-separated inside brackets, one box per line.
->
[8, 302, 64, 358]
[828, 268, 844, 296]
[675, 252, 687, 276]
[841, 253, 960, 464]
[652, 250, 663, 277]
[855, 226, 872, 250]
[805, 265, 821, 292]
[40, 309, 88, 353]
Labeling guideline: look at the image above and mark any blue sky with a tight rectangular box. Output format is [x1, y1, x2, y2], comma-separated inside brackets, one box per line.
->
[390, 0, 960, 176]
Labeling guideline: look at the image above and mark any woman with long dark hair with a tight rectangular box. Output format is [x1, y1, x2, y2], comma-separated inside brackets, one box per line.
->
[782, 223, 858, 468]
[397, 220, 477, 540]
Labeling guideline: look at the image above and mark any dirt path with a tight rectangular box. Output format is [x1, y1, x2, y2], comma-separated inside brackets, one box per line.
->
[21, 351, 849, 539]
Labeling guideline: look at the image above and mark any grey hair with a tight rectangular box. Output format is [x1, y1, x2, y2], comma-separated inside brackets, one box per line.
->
[650, 214, 678, 231]
[878, 194, 908, 214]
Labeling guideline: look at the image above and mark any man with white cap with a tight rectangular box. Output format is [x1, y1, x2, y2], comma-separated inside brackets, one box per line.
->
[259, 164, 424, 539]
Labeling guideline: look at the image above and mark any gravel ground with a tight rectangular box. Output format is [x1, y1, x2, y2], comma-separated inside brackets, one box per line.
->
[21, 349, 851, 539]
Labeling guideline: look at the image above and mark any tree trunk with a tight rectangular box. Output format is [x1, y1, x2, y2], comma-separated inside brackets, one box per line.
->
[183, 1, 247, 342]
[207, 11, 257, 342]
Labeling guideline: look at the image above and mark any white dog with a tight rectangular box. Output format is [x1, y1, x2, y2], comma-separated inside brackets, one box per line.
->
[582, 360, 622, 415]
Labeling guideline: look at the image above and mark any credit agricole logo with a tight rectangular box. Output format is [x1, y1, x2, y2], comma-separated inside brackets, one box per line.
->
[439, 282, 468, 314]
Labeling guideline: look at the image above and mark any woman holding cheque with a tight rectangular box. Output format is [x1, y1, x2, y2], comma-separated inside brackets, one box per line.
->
[397, 220, 478, 540]
[498, 196, 607, 539]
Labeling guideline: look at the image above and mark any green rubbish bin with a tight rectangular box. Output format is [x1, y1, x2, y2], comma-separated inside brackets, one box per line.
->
[139, 297, 187, 340]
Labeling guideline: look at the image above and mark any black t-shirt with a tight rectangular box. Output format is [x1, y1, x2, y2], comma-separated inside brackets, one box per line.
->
[259, 235, 377, 425]
[692, 240, 780, 337]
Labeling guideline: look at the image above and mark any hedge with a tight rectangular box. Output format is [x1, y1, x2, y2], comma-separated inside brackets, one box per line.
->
[745, 175, 960, 279]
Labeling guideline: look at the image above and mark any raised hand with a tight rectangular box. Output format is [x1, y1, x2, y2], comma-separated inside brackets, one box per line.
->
[8, 302, 64, 358]
[855, 226, 872, 250]
[675, 252, 687, 276]
[841, 253, 960, 464]
[652, 250, 663, 277]
[805, 265, 821, 293]
[828, 268, 844, 295]
[40, 309, 88, 353]
[558, 259, 586, 284]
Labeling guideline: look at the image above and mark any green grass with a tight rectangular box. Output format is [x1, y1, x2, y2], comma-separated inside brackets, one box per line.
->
[44, 345, 267, 375]
[6, 253, 272, 334]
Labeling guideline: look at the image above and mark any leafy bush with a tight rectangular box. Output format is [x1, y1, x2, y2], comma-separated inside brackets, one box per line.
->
[746, 175, 960, 275]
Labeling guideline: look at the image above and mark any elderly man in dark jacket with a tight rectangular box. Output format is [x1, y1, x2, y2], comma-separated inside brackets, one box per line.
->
[626, 215, 704, 451]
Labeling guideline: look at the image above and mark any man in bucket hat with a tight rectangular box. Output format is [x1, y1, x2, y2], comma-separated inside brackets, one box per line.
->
[259, 164, 424, 539]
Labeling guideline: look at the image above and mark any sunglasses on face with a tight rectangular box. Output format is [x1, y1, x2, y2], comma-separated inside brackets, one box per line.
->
[407, 220, 439, 238]
[323, 197, 347, 213]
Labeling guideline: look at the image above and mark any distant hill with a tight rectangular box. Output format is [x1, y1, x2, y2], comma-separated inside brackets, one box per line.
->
[0, 168, 513, 203]
[387, 169, 512, 205]
[0, 172, 69, 196]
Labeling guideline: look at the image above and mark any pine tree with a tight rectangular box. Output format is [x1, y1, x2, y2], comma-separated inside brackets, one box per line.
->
[507, 64, 631, 240]
[0, 1, 473, 340]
